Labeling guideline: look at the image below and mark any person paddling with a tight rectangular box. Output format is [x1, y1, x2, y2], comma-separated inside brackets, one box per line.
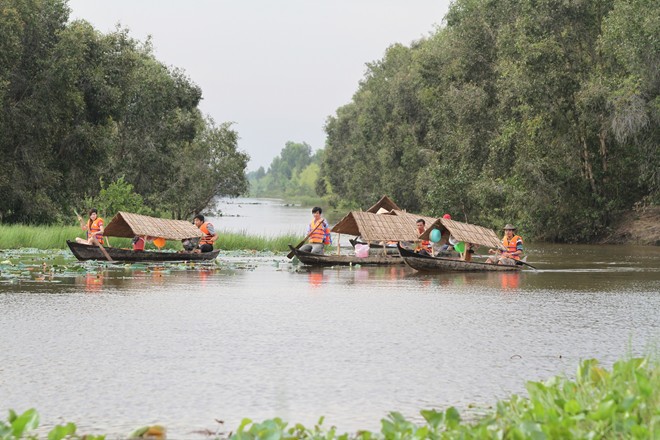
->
[300, 207, 331, 254]
[75, 208, 105, 246]
[487, 224, 523, 265]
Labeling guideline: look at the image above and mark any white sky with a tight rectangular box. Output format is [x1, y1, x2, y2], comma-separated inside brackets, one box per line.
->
[67, 0, 451, 171]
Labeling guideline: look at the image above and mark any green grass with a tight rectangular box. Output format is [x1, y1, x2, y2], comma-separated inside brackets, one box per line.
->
[219, 230, 300, 252]
[0, 224, 302, 253]
[0, 225, 82, 249]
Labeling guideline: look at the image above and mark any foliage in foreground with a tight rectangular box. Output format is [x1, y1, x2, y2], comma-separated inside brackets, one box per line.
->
[231, 357, 660, 439]
[2, 358, 658, 439]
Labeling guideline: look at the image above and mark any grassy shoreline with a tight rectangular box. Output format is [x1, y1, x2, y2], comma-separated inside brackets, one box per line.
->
[0, 224, 301, 253]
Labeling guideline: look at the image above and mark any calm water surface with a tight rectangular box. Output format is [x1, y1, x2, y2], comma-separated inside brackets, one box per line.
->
[1, 199, 659, 438]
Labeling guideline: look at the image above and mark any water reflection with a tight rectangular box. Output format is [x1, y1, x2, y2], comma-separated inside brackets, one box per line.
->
[300, 266, 527, 293]
[0, 242, 659, 438]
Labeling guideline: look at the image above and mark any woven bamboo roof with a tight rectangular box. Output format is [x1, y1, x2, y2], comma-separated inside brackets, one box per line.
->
[366, 195, 401, 213]
[331, 211, 436, 241]
[103, 211, 204, 240]
[420, 218, 503, 249]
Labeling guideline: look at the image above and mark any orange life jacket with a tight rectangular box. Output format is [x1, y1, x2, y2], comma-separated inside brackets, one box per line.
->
[199, 222, 215, 245]
[87, 218, 104, 245]
[309, 219, 331, 244]
[416, 240, 432, 253]
[502, 234, 523, 260]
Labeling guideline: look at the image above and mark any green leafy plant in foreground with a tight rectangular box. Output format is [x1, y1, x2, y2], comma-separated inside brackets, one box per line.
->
[2, 358, 658, 439]
[231, 357, 660, 439]
[0, 408, 103, 440]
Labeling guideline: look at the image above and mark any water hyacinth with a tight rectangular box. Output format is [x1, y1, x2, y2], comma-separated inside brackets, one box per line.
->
[2, 357, 657, 439]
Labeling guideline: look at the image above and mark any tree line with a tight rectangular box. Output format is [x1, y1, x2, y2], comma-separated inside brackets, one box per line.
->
[248, 141, 323, 200]
[318, 0, 658, 242]
[0, 0, 249, 224]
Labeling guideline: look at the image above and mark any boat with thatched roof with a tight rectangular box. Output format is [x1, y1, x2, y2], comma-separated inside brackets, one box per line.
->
[287, 245, 404, 266]
[399, 218, 524, 272]
[290, 207, 435, 266]
[67, 211, 219, 262]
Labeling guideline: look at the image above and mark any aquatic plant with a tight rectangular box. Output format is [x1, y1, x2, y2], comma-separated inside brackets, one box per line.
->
[229, 357, 660, 439]
[2, 358, 657, 439]
[0, 408, 104, 440]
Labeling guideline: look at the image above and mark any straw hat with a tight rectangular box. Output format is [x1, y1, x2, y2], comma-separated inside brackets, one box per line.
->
[503, 224, 517, 231]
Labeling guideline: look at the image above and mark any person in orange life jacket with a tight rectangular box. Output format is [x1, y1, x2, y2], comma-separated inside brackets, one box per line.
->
[193, 214, 218, 253]
[415, 219, 433, 256]
[300, 206, 331, 254]
[75, 208, 104, 245]
[486, 224, 523, 265]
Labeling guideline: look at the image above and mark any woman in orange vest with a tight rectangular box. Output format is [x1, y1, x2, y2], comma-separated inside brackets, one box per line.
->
[75, 208, 105, 245]
[300, 206, 332, 254]
[487, 224, 523, 265]
[193, 214, 218, 253]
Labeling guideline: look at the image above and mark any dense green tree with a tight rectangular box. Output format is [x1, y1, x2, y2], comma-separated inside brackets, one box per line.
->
[162, 120, 249, 219]
[0, 0, 249, 223]
[249, 141, 320, 199]
[320, 0, 658, 241]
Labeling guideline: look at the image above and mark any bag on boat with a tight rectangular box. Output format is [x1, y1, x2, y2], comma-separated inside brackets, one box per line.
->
[355, 244, 370, 258]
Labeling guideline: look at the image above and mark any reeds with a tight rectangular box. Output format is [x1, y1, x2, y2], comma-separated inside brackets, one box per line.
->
[0, 225, 301, 253]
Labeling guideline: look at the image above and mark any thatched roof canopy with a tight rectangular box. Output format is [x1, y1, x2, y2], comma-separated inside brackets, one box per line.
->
[419, 218, 502, 249]
[366, 195, 401, 213]
[331, 211, 436, 241]
[103, 211, 203, 240]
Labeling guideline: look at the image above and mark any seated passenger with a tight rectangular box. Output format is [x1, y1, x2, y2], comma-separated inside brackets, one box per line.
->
[415, 219, 433, 256]
[132, 236, 146, 251]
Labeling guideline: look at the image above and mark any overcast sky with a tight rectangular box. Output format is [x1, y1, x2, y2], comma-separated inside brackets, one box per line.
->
[67, 0, 451, 171]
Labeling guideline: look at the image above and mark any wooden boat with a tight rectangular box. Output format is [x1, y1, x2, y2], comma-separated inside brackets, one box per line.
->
[288, 245, 404, 266]
[67, 240, 219, 262]
[68, 211, 218, 262]
[397, 244, 522, 272]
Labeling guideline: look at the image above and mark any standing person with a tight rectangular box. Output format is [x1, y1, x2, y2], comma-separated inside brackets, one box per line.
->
[415, 219, 433, 256]
[193, 214, 218, 253]
[300, 207, 332, 254]
[487, 224, 523, 265]
[75, 208, 104, 245]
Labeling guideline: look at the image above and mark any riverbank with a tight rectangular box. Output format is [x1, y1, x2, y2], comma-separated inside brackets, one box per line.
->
[602, 206, 660, 246]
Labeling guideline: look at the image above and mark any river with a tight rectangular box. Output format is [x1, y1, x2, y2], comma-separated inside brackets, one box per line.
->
[1, 197, 659, 438]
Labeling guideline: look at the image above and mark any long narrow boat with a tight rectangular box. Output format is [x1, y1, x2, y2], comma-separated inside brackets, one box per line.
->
[288, 245, 404, 266]
[67, 240, 220, 262]
[397, 244, 522, 272]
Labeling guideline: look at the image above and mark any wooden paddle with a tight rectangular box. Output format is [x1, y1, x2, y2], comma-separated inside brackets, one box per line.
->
[75, 209, 113, 262]
[515, 259, 537, 270]
[287, 219, 325, 259]
[493, 246, 536, 270]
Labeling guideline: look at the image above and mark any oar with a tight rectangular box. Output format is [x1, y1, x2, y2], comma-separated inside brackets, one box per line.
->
[91, 236, 113, 262]
[515, 259, 537, 270]
[287, 220, 324, 259]
[492, 246, 537, 270]
[75, 209, 112, 262]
